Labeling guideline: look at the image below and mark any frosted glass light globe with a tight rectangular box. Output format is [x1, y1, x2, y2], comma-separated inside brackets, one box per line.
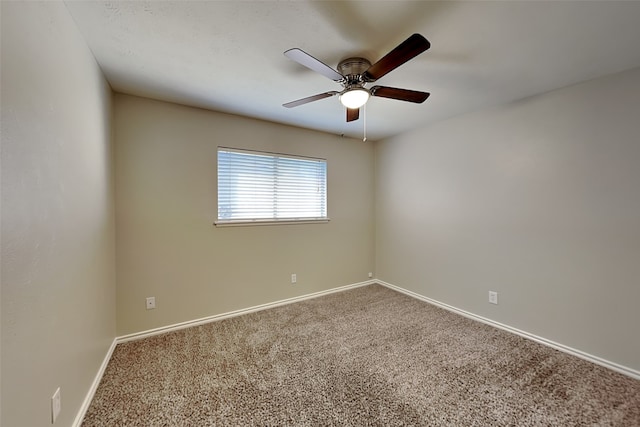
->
[340, 89, 369, 109]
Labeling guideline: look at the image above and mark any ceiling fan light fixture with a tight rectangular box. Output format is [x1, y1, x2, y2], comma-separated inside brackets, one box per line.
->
[339, 88, 370, 109]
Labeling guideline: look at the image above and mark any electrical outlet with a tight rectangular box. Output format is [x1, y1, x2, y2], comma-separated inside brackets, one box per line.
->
[146, 297, 156, 310]
[291, 274, 297, 284]
[51, 387, 61, 423]
[489, 291, 498, 305]
[368, 272, 373, 278]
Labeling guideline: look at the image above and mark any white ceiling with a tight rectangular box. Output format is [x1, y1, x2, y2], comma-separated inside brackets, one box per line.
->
[65, 1, 640, 141]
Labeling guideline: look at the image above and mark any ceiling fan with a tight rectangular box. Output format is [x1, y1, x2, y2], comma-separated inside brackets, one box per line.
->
[283, 33, 431, 122]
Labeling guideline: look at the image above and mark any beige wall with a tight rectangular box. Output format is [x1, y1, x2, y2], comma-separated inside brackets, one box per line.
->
[375, 67, 640, 371]
[1, 2, 116, 426]
[114, 94, 375, 335]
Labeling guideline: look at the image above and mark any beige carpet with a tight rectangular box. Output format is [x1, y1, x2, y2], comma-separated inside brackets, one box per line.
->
[82, 284, 640, 426]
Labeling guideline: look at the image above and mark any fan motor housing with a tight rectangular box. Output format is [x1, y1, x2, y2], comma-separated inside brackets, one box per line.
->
[338, 57, 371, 86]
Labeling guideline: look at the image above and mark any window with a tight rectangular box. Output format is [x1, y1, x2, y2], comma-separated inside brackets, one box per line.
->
[216, 147, 328, 225]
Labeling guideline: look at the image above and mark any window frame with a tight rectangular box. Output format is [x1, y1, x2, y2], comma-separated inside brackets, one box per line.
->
[215, 147, 330, 227]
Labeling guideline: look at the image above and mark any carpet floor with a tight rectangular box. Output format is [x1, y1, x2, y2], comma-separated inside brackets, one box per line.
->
[82, 284, 640, 426]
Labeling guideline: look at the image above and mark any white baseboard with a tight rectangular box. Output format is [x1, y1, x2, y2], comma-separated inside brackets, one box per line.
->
[117, 279, 375, 343]
[376, 280, 640, 380]
[72, 337, 117, 427]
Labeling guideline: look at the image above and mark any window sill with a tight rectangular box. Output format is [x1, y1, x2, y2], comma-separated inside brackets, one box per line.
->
[214, 218, 330, 227]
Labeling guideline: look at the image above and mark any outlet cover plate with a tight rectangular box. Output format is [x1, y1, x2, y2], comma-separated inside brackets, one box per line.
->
[489, 291, 498, 305]
[146, 297, 156, 310]
[51, 387, 61, 423]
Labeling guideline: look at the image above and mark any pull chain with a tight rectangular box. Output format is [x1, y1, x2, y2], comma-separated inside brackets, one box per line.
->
[363, 103, 367, 142]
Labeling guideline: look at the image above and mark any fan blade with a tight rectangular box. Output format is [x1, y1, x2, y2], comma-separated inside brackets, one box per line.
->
[283, 91, 339, 108]
[370, 86, 430, 103]
[284, 48, 344, 82]
[363, 34, 430, 82]
[370, 86, 430, 104]
[346, 108, 359, 122]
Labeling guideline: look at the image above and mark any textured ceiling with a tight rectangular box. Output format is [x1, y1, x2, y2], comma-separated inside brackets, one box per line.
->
[65, 1, 640, 141]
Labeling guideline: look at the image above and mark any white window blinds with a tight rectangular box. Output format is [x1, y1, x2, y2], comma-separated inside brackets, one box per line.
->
[217, 148, 327, 224]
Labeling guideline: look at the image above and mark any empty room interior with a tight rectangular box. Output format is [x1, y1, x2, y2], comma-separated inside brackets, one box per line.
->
[2, 1, 640, 426]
